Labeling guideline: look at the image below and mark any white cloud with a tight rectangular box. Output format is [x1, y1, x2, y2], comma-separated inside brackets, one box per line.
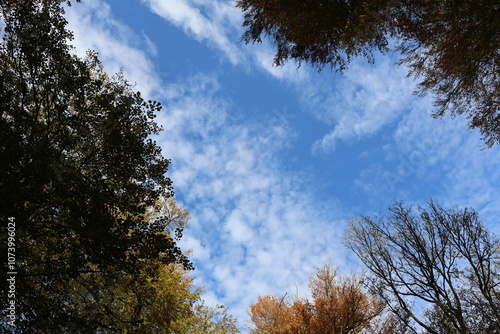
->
[352, 93, 500, 234]
[143, 0, 243, 65]
[65, 0, 162, 98]
[389, 104, 500, 224]
[298, 55, 417, 153]
[142, 0, 311, 83]
[252, 47, 309, 83]
[225, 209, 254, 243]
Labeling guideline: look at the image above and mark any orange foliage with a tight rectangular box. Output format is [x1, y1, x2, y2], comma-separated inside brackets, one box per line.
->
[248, 265, 385, 334]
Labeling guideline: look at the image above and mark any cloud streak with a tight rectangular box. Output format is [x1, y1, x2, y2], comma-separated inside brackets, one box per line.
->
[138, 0, 418, 152]
[143, 0, 243, 65]
[65, 0, 162, 98]
[142, 0, 310, 82]
[299, 56, 417, 153]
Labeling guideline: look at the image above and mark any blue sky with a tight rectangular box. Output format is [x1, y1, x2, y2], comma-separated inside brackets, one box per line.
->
[65, 0, 500, 329]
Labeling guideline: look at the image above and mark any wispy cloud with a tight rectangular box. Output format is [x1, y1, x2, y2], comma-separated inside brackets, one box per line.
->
[353, 94, 500, 233]
[251, 47, 309, 82]
[142, 0, 243, 65]
[387, 104, 500, 225]
[299, 55, 417, 153]
[65, 0, 162, 98]
[142, 0, 310, 83]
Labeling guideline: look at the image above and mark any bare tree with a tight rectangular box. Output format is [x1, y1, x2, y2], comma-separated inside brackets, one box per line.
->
[344, 200, 500, 334]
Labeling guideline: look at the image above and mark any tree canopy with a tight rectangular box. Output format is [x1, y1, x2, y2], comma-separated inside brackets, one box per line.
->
[247, 264, 407, 334]
[237, 0, 500, 147]
[0, 0, 241, 332]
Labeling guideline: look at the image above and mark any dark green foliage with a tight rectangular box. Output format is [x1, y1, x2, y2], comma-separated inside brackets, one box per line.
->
[0, 0, 191, 331]
[239, 0, 393, 71]
[237, 0, 500, 147]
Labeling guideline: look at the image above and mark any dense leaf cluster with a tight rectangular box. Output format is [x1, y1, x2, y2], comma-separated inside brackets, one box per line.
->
[248, 264, 406, 334]
[0, 0, 197, 331]
[237, 0, 500, 147]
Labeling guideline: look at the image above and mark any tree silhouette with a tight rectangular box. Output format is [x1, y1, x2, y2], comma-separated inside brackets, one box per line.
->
[0, 0, 191, 331]
[345, 200, 500, 333]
